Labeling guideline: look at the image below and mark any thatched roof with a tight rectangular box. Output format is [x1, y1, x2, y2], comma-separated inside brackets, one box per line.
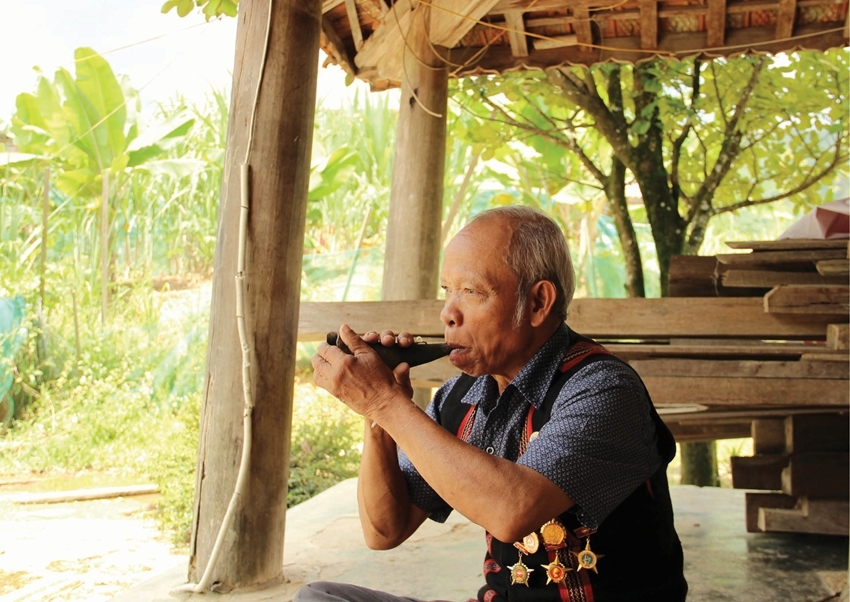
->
[319, 0, 849, 89]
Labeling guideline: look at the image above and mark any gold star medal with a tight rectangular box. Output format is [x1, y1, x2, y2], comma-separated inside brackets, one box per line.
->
[508, 551, 533, 586]
[572, 537, 603, 574]
[541, 553, 571, 585]
[540, 519, 567, 550]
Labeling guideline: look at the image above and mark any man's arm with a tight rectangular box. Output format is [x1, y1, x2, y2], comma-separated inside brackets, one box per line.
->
[356, 420, 429, 549]
[312, 325, 574, 544]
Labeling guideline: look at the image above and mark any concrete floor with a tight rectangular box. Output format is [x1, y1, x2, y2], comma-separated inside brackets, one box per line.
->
[111, 480, 848, 602]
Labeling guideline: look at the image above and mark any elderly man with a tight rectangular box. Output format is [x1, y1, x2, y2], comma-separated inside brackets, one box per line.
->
[304, 206, 687, 601]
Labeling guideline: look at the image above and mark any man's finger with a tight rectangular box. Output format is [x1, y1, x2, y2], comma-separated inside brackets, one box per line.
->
[338, 323, 371, 354]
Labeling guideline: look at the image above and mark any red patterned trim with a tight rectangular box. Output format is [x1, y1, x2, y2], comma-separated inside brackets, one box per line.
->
[457, 405, 476, 441]
[558, 341, 613, 374]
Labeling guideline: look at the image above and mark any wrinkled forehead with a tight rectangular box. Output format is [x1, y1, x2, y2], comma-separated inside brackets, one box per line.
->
[443, 217, 517, 284]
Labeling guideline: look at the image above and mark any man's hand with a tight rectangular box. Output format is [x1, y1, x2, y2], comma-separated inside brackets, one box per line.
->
[312, 324, 413, 421]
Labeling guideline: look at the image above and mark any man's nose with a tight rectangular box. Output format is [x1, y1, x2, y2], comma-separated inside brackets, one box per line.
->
[440, 296, 460, 327]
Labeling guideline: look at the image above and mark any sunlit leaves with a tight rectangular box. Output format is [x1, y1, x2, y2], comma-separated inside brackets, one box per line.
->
[161, 0, 238, 20]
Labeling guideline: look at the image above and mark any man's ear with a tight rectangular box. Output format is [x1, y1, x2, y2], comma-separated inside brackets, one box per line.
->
[528, 280, 558, 327]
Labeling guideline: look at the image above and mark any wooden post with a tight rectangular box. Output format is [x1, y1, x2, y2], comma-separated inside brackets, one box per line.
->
[381, 5, 448, 406]
[189, 0, 321, 589]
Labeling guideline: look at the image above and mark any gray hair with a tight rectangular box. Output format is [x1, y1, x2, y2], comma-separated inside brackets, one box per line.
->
[468, 206, 575, 327]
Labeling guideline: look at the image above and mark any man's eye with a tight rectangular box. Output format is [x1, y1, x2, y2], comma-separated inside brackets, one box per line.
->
[464, 288, 476, 295]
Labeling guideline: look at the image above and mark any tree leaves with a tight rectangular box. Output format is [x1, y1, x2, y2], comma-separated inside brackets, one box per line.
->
[161, 0, 238, 20]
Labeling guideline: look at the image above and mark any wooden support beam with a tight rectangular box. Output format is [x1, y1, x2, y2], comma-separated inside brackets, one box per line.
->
[726, 239, 850, 251]
[354, 0, 414, 77]
[533, 34, 579, 50]
[827, 323, 850, 349]
[628, 358, 849, 379]
[640, 0, 658, 49]
[572, 7, 594, 46]
[731, 454, 788, 490]
[785, 412, 849, 453]
[723, 269, 846, 288]
[706, 0, 727, 47]
[781, 453, 849, 497]
[321, 16, 357, 76]
[383, 13, 448, 408]
[640, 375, 849, 407]
[817, 259, 850, 276]
[717, 249, 847, 265]
[759, 497, 849, 535]
[776, 0, 797, 40]
[190, 0, 322, 589]
[752, 418, 786, 454]
[764, 284, 850, 314]
[505, 11, 529, 57]
[298, 297, 843, 341]
[429, 0, 501, 47]
[746, 492, 796, 532]
[667, 422, 752, 442]
[344, 0, 364, 51]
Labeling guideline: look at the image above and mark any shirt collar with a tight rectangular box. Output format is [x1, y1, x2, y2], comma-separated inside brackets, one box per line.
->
[461, 322, 571, 409]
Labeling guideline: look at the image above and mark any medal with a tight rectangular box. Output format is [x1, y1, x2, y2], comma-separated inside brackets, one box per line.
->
[540, 519, 567, 550]
[522, 532, 540, 554]
[508, 551, 533, 586]
[541, 552, 571, 585]
[573, 537, 603, 574]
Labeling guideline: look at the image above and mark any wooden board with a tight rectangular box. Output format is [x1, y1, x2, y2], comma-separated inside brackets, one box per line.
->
[726, 240, 849, 251]
[628, 359, 848, 379]
[722, 269, 846, 288]
[666, 422, 752, 442]
[817, 259, 850, 276]
[731, 454, 788, 490]
[298, 297, 842, 342]
[758, 497, 849, 536]
[640, 376, 849, 407]
[785, 412, 849, 453]
[827, 323, 850, 350]
[717, 249, 847, 265]
[781, 452, 849, 497]
[764, 285, 850, 314]
[752, 418, 787, 454]
[745, 492, 797, 532]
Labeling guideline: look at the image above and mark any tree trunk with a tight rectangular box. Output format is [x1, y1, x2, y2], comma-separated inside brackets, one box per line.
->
[680, 441, 720, 487]
[604, 156, 644, 298]
[189, 0, 321, 590]
[381, 6, 448, 409]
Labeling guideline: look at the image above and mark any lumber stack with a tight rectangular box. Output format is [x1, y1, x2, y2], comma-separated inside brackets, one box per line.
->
[733, 413, 849, 536]
[667, 238, 848, 535]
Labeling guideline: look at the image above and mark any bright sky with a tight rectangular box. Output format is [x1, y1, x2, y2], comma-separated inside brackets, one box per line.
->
[2, 0, 367, 123]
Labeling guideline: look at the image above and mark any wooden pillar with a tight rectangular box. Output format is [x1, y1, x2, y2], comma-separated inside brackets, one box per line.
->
[189, 0, 321, 589]
[382, 6, 448, 406]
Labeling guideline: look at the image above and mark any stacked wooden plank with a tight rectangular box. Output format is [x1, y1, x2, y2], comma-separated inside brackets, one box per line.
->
[667, 238, 849, 535]
[734, 413, 849, 536]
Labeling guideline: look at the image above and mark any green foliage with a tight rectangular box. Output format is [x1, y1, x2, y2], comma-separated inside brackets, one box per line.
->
[288, 383, 363, 507]
[162, 0, 238, 20]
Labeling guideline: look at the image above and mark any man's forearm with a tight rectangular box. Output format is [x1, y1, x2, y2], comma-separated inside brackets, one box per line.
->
[356, 418, 427, 549]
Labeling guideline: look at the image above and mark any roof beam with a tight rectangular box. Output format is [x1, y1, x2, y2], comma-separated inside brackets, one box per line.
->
[776, 0, 798, 39]
[344, 0, 364, 51]
[640, 0, 658, 49]
[572, 7, 594, 47]
[429, 0, 502, 47]
[707, 0, 727, 47]
[505, 11, 529, 57]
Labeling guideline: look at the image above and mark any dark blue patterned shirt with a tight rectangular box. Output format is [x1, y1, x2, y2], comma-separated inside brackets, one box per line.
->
[398, 322, 662, 530]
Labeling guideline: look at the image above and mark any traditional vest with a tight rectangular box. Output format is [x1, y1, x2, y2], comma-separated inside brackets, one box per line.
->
[438, 330, 688, 602]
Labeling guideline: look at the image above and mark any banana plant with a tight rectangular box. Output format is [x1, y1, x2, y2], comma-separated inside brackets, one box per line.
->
[9, 48, 195, 320]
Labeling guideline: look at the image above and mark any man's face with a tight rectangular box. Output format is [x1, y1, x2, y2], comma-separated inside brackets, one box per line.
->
[440, 218, 535, 386]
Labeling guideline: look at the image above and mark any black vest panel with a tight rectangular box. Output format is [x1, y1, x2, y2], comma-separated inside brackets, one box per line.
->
[438, 330, 688, 602]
